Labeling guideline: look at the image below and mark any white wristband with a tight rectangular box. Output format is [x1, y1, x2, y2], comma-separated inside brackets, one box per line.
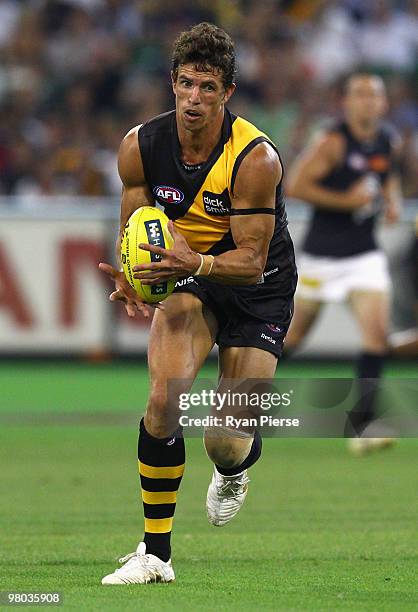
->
[195, 254, 215, 276]
[194, 253, 204, 275]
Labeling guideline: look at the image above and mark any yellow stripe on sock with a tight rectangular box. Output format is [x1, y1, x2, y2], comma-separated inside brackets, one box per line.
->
[144, 517, 173, 533]
[138, 461, 185, 479]
[142, 490, 177, 505]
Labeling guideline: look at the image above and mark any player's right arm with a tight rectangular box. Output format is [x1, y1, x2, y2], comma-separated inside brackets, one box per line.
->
[116, 127, 155, 263]
[286, 131, 374, 211]
[99, 127, 156, 318]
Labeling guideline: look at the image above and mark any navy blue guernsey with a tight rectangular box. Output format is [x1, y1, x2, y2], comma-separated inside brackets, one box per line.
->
[302, 120, 397, 258]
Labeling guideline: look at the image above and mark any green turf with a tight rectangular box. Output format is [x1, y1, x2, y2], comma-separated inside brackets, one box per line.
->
[0, 360, 416, 413]
[0, 363, 417, 610]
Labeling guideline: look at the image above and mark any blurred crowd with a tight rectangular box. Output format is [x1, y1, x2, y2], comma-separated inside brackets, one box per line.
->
[0, 0, 417, 199]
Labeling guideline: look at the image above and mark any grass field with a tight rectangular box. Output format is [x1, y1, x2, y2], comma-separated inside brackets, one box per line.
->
[0, 362, 417, 611]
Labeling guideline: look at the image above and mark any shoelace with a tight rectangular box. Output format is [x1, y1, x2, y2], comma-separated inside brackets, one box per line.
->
[118, 551, 140, 564]
[116, 550, 160, 582]
[217, 474, 250, 498]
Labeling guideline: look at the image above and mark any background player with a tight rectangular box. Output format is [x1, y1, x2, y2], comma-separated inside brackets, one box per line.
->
[389, 215, 418, 356]
[99, 22, 296, 584]
[286, 74, 402, 454]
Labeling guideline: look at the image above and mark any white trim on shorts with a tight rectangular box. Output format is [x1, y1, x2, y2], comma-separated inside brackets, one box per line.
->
[296, 250, 391, 303]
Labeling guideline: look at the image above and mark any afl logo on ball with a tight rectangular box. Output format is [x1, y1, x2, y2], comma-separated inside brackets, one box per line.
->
[153, 185, 184, 204]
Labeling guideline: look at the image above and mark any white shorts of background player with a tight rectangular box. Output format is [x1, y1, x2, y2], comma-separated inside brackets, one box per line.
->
[296, 250, 391, 302]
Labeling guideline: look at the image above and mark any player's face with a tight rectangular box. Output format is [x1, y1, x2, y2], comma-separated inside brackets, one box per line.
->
[344, 77, 388, 125]
[172, 64, 235, 132]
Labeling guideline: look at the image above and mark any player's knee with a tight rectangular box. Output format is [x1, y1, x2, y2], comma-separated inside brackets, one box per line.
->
[206, 442, 239, 468]
[204, 435, 252, 468]
[364, 340, 388, 353]
[363, 327, 388, 353]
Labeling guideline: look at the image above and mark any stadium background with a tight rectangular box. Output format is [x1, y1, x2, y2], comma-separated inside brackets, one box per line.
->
[0, 1, 417, 610]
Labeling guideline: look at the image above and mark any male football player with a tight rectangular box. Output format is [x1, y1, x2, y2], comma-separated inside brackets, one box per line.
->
[390, 216, 418, 357]
[99, 22, 297, 584]
[286, 74, 402, 454]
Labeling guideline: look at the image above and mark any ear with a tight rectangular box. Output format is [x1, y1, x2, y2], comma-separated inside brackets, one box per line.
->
[222, 83, 236, 104]
[171, 70, 177, 95]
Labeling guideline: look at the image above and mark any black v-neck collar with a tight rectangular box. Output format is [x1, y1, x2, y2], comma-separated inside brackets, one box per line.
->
[343, 121, 380, 152]
[171, 109, 233, 183]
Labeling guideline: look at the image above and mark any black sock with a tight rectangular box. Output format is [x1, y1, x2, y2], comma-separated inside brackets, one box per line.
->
[216, 429, 262, 476]
[138, 419, 185, 562]
[348, 352, 385, 434]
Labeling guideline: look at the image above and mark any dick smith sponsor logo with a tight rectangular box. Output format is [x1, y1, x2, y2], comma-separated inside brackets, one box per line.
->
[202, 190, 230, 216]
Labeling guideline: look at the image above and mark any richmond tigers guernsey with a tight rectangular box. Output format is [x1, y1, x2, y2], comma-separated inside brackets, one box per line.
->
[136, 108, 297, 355]
[138, 108, 290, 271]
[302, 120, 398, 258]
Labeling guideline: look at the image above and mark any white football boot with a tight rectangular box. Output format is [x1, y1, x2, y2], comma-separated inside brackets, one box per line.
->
[206, 467, 250, 526]
[348, 422, 396, 456]
[348, 437, 396, 457]
[101, 542, 175, 585]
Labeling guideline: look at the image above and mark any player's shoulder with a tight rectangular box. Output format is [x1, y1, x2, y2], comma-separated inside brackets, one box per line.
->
[139, 110, 175, 139]
[120, 111, 175, 153]
[230, 111, 274, 147]
[118, 122, 148, 186]
[319, 117, 345, 137]
[119, 110, 175, 163]
[119, 125, 142, 164]
[228, 111, 281, 182]
[228, 111, 281, 176]
[307, 119, 345, 157]
[121, 124, 141, 148]
[379, 120, 402, 149]
[231, 111, 262, 134]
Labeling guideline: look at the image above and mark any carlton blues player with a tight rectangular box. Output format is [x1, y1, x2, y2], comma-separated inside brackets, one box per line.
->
[286, 73, 402, 455]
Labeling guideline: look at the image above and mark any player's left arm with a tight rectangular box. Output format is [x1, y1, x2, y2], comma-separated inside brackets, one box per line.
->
[133, 143, 279, 286]
[382, 135, 403, 224]
[207, 142, 279, 284]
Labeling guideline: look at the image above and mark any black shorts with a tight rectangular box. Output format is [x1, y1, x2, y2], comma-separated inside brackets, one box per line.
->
[173, 253, 297, 358]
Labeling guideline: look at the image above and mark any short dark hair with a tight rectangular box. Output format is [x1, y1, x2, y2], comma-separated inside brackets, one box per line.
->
[171, 22, 236, 90]
[343, 72, 386, 95]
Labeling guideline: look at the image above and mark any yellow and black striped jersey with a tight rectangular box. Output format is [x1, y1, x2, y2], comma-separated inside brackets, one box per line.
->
[138, 109, 288, 267]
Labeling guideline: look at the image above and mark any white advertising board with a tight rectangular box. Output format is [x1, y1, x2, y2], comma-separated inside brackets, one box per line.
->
[0, 200, 416, 356]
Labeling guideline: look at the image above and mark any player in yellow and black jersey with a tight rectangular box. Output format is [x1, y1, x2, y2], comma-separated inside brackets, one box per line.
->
[99, 22, 297, 585]
[138, 106, 296, 339]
